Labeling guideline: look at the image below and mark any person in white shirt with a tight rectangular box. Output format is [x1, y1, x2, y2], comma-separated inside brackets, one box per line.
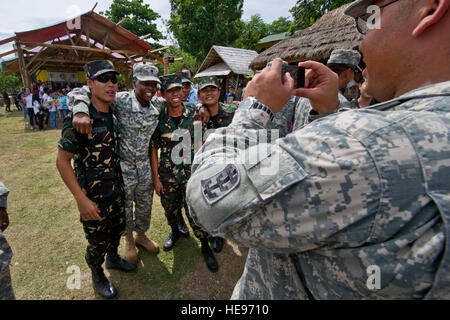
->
[42, 88, 56, 129]
[21, 88, 37, 129]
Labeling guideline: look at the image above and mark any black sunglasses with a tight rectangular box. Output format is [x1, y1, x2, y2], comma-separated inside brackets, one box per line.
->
[354, 0, 400, 35]
[91, 74, 118, 84]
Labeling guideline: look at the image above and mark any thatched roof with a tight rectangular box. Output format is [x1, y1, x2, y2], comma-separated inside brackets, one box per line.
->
[249, 3, 363, 70]
[195, 46, 258, 78]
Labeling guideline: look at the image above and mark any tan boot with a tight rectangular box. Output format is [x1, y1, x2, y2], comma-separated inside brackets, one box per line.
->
[134, 232, 160, 254]
[123, 234, 138, 263]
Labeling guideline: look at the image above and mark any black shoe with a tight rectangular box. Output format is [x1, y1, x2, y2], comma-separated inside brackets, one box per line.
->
[213, 237, 224, 253]
[91, 267, 118, 299]
[105, 253, 137, 272]
[178, 216, 190, 238]
[201, 239, 218, 272]
[163, 227, 181, 251]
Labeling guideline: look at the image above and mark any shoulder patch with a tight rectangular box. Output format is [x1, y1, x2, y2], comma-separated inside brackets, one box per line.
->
[201, 164, 240, 205]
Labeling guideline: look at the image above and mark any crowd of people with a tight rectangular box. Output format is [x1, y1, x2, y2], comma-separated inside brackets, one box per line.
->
[1, 82, 72, 130]
[1, 0, 449, 301]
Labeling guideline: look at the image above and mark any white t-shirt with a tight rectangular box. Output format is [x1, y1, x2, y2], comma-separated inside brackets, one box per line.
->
[42, 94, 55, 112]
[33, 100, 40, 115]
[24, 94, 33, 109]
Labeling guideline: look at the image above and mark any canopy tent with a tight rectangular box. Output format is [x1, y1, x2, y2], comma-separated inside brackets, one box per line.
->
[0, 5, 163, 89]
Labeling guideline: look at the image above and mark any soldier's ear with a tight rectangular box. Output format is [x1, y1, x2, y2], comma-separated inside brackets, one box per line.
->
[413, 0, 450, 37]
[86, 79, 94, 90]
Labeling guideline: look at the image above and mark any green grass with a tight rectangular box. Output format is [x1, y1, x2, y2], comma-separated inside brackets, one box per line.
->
[0, 108, 247, 300]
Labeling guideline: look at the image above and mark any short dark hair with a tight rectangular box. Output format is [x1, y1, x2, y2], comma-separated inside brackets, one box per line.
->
[328, 63, 356, 75]
[182, 67, 193, 78]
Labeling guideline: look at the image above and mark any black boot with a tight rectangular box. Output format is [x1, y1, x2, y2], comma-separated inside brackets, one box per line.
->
[163, 225, 181, 251]
[200, 238, 218, 272]
[90, 266, 118, 299]
[213, 237, 224, 253]
[177, 215, 190, 238]
[105, 251, 137, 272]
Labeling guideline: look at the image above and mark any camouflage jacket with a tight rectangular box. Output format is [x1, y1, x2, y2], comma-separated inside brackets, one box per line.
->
[202, 103, 238, 130]
[201, 103, 238, 141]
[186, 81, 450, 299]
[58, 104, 124, 202]
[151, 102, 201, 184]
[68, 86, 161, 164]
[0, 181, 12, 273]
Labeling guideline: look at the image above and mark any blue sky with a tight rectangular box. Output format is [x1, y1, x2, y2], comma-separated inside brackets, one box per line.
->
[0, 0, 297, 58]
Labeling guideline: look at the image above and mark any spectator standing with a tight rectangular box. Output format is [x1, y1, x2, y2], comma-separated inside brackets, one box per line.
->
[22, 88, 37, 129]
[224, 86, 237, 104]
[2, 90, 11, 112]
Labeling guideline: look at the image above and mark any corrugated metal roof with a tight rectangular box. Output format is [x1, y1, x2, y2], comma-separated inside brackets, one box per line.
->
[195, 46, 258, 77]
[258, 32, 289, 45]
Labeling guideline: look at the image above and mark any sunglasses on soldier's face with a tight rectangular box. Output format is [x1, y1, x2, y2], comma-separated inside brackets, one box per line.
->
[91, 74, 118, 84]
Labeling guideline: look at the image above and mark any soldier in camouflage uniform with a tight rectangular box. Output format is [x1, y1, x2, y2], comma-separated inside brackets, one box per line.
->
[150, 73, 219, 272]
[197, 76, 238, 253]
[68, 63, 162, 264]
[0, 181, 15, 300]
[186, 0, 450, 300]
[57, 61, 137, 299]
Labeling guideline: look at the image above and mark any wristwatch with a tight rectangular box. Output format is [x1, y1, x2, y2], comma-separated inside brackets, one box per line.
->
[239, 97, 275, 121]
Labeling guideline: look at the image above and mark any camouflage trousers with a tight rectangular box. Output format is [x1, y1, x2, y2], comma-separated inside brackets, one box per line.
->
[0, 266, 15, 300]
[160, 181, 208, 240]
[121, 161, 154, 236]
[82, 195, 126, 270]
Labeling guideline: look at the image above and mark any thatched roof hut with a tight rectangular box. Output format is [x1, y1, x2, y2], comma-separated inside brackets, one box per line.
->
[249, 4, 363, 70]
[195, 45, 258, 101]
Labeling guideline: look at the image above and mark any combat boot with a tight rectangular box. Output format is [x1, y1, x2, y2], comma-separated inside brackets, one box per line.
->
[90, 266, 118, 299]
[163, 225, 181, 251]
[106, 251, 137, 272]
[177, 215, 190, 238]
[123, 234, 138, 263]
[134, 232, 160, 254]
[213, 237, 224, 253]
[200, 238, 218, 272]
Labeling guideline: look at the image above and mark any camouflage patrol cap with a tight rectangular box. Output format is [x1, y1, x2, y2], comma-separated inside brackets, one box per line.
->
[160, 73, 183, 92]
[84, 60, 119, 79]
[181, 72, 192, 84]
[344, 0, 374, 18]
[133, 63, 161, 83]
[198, 76, 220, 91]
[327, 49, 362, 72]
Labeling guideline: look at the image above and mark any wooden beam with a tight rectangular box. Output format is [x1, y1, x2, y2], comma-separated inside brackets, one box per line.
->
[0, 36, 16, 46]
[0, 49, 17, 59]
[91, 2, 98, 12]
[116, 18, 127, 26]
[15, 41, 32, 89]
[25, 48, 47, 69]
[18, 41, 146, 57]
[64, 25, 79, 56]
[102, 32, 110, 49]
[150, 46, 170, 53]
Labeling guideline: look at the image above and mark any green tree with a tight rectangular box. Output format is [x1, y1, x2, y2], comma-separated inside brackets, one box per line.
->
[0, 73, 22, 92]
[233, 15, 292, 51]
[101, 0, 164, 44]
[168, 0, 244, 62]
[233, 14, 268, 51]
[267, 17, 293, 35]
[289, 0, 353, 32]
